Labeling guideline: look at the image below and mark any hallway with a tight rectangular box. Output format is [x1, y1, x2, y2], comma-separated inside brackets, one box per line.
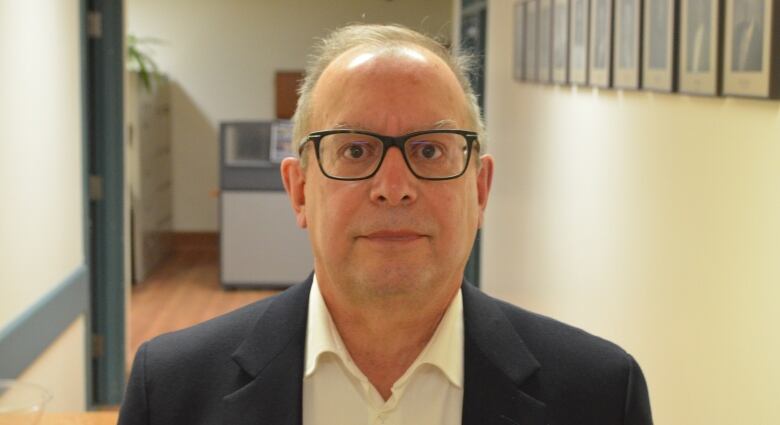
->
[129, 240, 279, 370]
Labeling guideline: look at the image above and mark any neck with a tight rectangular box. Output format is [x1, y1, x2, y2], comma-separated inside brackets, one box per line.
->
[317, 277, 460, 400]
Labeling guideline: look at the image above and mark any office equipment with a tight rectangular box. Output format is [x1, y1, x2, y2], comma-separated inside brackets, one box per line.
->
[219, 121, 313, 289]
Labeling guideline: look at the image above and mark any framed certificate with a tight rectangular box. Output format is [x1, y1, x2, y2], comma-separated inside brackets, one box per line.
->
[679, 0, 722, 95]
[722, 0, 780, 98]
[589, 0, 613, 87]
[514, 1, 527, 81]
[642, 0, 678, 91]
[613, 0, 642, 89]
[552, 0, 571, 83]
[569, 0, 590, 85]
[539, 0, 555, 82]
[525, 0, 539, 81]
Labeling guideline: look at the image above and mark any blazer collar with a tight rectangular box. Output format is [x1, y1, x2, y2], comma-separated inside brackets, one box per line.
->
[222, 275, 313, 425]
[221, 277, 546, 425]
[461, 281, 546, 425]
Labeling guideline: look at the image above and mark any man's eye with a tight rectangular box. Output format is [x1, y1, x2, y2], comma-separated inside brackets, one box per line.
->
[421, 145, 440, 159]
[341, 142, 372, 159]
[411, 142, 443, 160]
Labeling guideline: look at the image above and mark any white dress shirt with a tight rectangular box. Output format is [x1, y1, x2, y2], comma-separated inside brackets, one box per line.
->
[302, 275, 464, 425]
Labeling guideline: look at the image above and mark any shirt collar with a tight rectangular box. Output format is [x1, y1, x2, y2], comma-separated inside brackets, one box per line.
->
[304, 275, 346, 377]
[304, 274, 464, 388]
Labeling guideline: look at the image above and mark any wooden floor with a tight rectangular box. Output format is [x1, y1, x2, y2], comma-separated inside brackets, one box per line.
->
[129, 245, 279, 369]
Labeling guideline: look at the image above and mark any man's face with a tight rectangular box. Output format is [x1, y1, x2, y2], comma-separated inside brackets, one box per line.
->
[282, 46, 493, 307]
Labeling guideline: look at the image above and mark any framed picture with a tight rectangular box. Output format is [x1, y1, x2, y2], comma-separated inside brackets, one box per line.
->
[514, 0, 527, 81]
[552, 0, 570, 83]
[722, 0, 780, 98]
[642, 0, 678, 91]
[613, 0, 642, 89]
[569, 0, 590, 84]
[589, 0, 613, 87]
[525, 0, 539, 81]
[678, 0, 721, 95]
[539, 0, 554, 82]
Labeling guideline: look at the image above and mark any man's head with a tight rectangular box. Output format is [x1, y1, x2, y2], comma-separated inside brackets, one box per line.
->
[281, 24, 494, 311]
[291, 24, 485, 159]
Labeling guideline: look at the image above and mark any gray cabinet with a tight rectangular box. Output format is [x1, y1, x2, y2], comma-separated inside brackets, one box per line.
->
[219, 121, 312, 288]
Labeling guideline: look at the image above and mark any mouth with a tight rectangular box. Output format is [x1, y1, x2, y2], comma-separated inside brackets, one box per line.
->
[359, 230, 428, 242]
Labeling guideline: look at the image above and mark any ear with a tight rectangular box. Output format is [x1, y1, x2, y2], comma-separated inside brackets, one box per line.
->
[281, 157, 308, 228]
[475, 154, 494, 228]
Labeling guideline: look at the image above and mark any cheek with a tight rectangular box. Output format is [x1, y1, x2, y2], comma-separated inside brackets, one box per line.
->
[430, 186, 478, 239]
[306, 181, 362, 248]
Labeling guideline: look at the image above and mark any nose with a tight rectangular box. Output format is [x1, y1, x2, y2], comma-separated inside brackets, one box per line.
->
[369, 147, 418, 206]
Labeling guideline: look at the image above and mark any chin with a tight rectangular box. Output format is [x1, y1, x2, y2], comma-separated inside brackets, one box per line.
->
[352, 265, 437, 299]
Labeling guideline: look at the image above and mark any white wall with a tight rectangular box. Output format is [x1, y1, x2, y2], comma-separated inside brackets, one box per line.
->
[128, 0, 454, 231]
[0, 0, 87, 411]
[484, 1, 780, 424]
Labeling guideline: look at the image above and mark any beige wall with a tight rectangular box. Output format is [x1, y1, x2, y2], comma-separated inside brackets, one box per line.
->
[0, 0, 87, 411]
[127, 0, 454, 231]
[15, 316, 88, 412]
[0, 0, 85, 328]
[483, 1, 780, 424]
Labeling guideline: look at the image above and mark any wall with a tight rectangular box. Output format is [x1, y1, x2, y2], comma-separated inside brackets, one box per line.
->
[127, 0, 454, 231]
[0, 0, 87, 411]
[483, 1, 780, 424]
[14, 317, 87, 411]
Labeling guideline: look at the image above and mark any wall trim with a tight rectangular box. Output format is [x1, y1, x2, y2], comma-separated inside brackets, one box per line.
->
[0, 265, 89, 379]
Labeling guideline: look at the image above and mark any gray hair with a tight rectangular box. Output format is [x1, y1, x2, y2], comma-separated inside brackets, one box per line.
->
[291, 24, 485, 162]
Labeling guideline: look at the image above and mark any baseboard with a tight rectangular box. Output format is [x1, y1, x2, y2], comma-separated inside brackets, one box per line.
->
[172, 231, 218, 252]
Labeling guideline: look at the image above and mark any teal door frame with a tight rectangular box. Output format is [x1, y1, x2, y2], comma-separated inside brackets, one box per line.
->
[462, 0, 487, 287]
[84, 0, 126, 406]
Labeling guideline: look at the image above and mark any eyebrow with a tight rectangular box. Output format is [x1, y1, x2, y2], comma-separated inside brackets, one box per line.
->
[331, 119, 459, 132]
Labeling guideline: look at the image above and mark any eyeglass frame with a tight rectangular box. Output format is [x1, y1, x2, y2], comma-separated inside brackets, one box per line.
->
[297, 129, 481, 181]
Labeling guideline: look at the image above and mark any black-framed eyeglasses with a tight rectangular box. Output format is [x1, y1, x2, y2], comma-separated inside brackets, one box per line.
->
[298, 129, 480, 181]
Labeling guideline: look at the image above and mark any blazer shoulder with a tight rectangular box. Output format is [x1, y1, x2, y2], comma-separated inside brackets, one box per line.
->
[491, 295, 653, 423]
[492, 296, 635, 373]
[142, 292, 276, 367]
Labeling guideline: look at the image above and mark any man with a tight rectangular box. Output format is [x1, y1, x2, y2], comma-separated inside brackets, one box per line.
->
[118, 24, 652, 425]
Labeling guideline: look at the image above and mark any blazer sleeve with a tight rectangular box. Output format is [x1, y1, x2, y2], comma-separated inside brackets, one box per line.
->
[623, 354, 653, 425]
[118, 342, 150, 425]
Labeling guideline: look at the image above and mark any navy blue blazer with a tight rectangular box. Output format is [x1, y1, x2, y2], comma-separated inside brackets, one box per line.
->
[118, 276, 652, 424]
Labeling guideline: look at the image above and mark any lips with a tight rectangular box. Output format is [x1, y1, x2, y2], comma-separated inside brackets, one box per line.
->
[360, 230, 427, 241]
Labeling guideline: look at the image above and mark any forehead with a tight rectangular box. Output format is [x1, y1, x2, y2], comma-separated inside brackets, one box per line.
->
[309, 45, 470, 134]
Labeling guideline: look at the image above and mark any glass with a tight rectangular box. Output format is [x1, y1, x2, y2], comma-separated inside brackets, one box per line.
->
[299, 129, 480, 181]
[0, 380, 51, 425]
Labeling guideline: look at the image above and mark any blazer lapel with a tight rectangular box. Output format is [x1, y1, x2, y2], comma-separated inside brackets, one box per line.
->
[461, 283, 547, 425]
[221, 277, 313, 425]
[218, 277, 546, 425]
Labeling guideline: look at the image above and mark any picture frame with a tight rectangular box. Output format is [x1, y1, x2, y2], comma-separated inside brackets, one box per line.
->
[613, 0, 642, 89]
[552, 0, 571, 83]
[678, 0, 722, 95]
[569, 0, 590, 85]
[589, 0, 614, 87]
[722, 0, 780, 98]
[525, 0, 539, 81]
[514, 0, 527, 81]
[539, 0, 554, 82]
[642, 0, 678, 91]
